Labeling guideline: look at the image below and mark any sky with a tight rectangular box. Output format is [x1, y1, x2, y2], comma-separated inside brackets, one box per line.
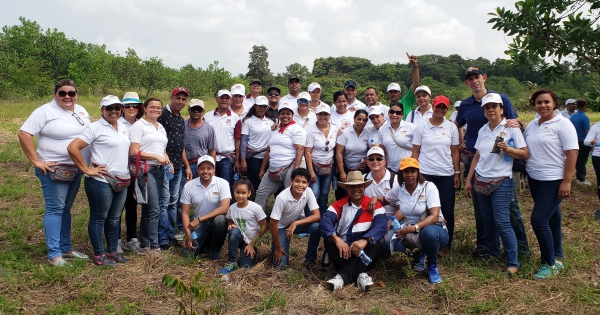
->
[1, 0, 520, 75]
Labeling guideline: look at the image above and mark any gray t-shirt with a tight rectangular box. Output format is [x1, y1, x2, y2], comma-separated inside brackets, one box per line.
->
[184, 119, 216, 161]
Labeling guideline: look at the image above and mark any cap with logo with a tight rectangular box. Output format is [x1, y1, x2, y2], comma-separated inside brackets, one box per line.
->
[368, 106, 383, 117]
[267, 85, 281, 93]
[231, 84, 245, 96]
[279, 102, 295, 112]
[288, 75, 301, 83]
[171, 87, 190, 97]
[465, 66, 484, 79]
[255, 95, 268, 106]
[399, 157, 420, 170]
[315, 104, 331, 114]
[481, 93, 503, 107]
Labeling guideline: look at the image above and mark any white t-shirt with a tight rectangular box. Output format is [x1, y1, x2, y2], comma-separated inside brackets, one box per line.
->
[330, 110, 354, 133]
[78, 118, 130, 183]
[229, 105, 249, 120]
[378, 121, 416, 172]
[267, 123, 307, 168]
[584, 122, 600, 157]
[365, 104, 390, 127]
[118, 116, 135, 132]
[20, 100, 91, 164]
[270, 186, 319, 229]
[279, 94, 298, 112]
[204, 110, 240, 161]
[561, 109, 577, 119]
[347, 99, 366, 111]
[180, 176, 232, 219]
[243, 96, 259, 110]
[336, 127, 370, 170]
[242, 115, 275, 159]
[364, 170, 400, 218]
[305, 123, 338, 164]
[412, 119, 459, 176]
[226, 201, 267, 244]
[474, 119, 526, 178]
[336, 202, 361, 242]
[406, 107, 433, 125]
[524, 115, 579, 181]
[293, 110, 317, 128]
[384, 181, 445, 226]
[129, 118, 168, 166]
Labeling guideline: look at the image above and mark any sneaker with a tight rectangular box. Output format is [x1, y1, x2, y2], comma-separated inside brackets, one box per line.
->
[534, 264, 558, 280]
[48, 257, 70, 267]
[107, 252, 130, 264]
[357, 273, 373, 292]
[117, 239, 124, 253]
[62, 251, 89, 259]
[122, 238, 141, 251]
[594, 209, 600, 220]
[93, 254, 117, 267]
[297, 233, 309, 238]
[169, 238, 183, 248]
[303, 260, 318, 270]
[175, 231, 185, 241]
[137, 247, 150, 255]
[412, 253, 425, 271]
[152, 248, 162, 255]
[219, 262, 238, 275]
[555, 260, 565, 272]
[327, 274, 344, 291]
[428, 264, 442, 284]
[210, 251, 222, 260]
[576, 179, 591, 185]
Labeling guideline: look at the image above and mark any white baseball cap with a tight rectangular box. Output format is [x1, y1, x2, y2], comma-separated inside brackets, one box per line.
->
[368, 106, 383, 117]
[565, 98, 576, 105]
[315, 104, 331, 114]
[481, 93, 503, 107]
[189, 99, 205, 109]
[454, 101, 461, 108]
[367, 146, 385, 157]
[231, 84, 245, 96]
[217, 89, 232, 98]
[197, 155, 215, 167]
[308, 82, 321, 92]
[99, 95, 121, 108]
[255, 95, 268, 106]
[297, 91, 311, 101]
[387, 83, 401, 92]
[414, 85, 431, 96]
[279, 102, 295, 112]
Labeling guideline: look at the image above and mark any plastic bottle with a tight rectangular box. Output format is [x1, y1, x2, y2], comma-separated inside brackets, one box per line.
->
[504, 138, 515, 162]
[233, 172, 240, 181]
[390, 216, 405, 231]
[359, 250, 372, 266]
[190, 230, 199, 249]
[332, 177, 338, 191]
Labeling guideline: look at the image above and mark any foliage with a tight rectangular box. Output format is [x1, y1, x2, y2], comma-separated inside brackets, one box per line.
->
[162, 271, 226, 315]
[246, 45, 274, 86]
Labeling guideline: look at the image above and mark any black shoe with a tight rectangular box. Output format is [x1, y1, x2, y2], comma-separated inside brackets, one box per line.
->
[160, 243, 172, 250]
[169, 238, 183, 248]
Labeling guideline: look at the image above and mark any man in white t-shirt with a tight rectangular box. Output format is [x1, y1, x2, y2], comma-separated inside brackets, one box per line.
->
[230, 84, 249, 119]
[344, 80, 366, 111]
[279, 76, 302, 110]
[181, 156, 231, 259]
[269, 168, 321, 270]
[243, 78, 263, 109]
[561, 99, 577, 118]
[364, 87, 389, 127]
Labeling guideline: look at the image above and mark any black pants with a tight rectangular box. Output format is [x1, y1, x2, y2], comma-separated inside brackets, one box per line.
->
[324, 237, 379, 284]
[592, 156, 600, 202]
[122, 180, 138, 241]
[576, 141, 591, 181]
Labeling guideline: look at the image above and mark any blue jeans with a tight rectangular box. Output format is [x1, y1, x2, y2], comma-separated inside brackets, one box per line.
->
[159, 167, 183, 245]
[309, 165, 333, 215]
[84, 177, 127, 256]
[422, 174, 455, 249]
[246, 157, 264, 196]
[176, 166, 198, 232]
[140, 166, 164, 249]
[272, 222, 320, 267]
[227, 227, 256, 267]
[476, 177, 519, 268]
[183, 215, 228, 257]
[216, 158, 234, 194]
[529, 178, 564, 266]
[35, 167, 82, 260]
[382, 224, 448, 266]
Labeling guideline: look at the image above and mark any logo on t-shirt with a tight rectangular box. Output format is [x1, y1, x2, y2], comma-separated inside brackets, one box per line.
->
[499, 132, 507, 138]
[418, 194, 425, 201]
[236, 218, 247, 233]
[212, 192, 219, 197]
[226, 119, 232, 126]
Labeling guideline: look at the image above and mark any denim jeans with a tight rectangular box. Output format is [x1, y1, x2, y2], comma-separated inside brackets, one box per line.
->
[422, 174, 455, 249]
[272, 221, 320, 267]
[227, 227, 256, 267]
[509, 185, 530, 255]
[475, 177, 519, 268]
[159, 167, 183, 245]
[246, 157, 264, 197]
[382, 224, 448, 266]
[576, 141, 591, 181]
[309, 165, 333, 215]
[529, 178, 564, 266]
[85, 177, 127, 256]
[184, 215, 228, 257]
[216, 158, 234, 194]
[35, 167, 82, 260]
[176, 166, 198, 232]
[140, 166, 164, 249]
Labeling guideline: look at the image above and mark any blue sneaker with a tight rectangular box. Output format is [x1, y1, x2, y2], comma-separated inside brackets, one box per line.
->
[427, 264, 442, 284]
[555, 260, 565, 271]
[412, 253, 425, 272]
[219, 262, 238, 275]
[534, 264, 558, 280]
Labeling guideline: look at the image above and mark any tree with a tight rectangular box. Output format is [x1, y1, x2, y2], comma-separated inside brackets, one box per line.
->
[488, 0, 600, 78]
[246, 45, 273, 86]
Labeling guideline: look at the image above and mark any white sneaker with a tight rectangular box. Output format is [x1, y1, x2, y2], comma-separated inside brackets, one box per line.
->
[357, 273, 373, 292]
[117, 239, 124, 253]
[576, 179, 591, 186]
[175, 231, 185, 241]
[122, 238, 141, 252]
[327, 274, 344, 291]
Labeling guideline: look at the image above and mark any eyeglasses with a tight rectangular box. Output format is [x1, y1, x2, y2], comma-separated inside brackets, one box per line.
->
[58, 90, 77, 97]
[389, 109, 403, 116]
[297, 99, 309, 105]
[123, 104, 138, 109]
[324, 140, 330, 151]
[368, 157, 384, 162]
[71, 112, 84, 126]
[147, 106, 162, 111]
[104, 105, 123, 112]
[268, 92, 280, 96]
[189, 107, 204, 113]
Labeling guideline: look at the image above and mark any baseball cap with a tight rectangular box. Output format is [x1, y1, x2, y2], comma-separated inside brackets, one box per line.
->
[121, 92, 142, 105]
[308, 82, 321, 92]
[250, 78, 262, 85]
[171, 87, 189, 97]
[387, 83, 401, 92]
[255, 95, 268, 106]
[565, 98, 576, 105]
[481, 93, 503, 107]
[414, 85, 431, 96]
[288, 75, 301, 83]
[344, 80, 357, 89]
[99, 95, 121, 108]
[315, 104, 331, 114]
[368, 106, 383, 117]
[267, 85, 281, 94]
[367, 146, 385, 157]
[454, 101, 461, 108]
[432, 95, 451, 107]
[279, 102, 295, 112]
[189, 99, 205, 109]
[217, 89, 232, 98]
[465, 66, 484, 79]
[399, 157, 420, 170]
[231, 84, 245, 96]
[297, 91, 311, 101]
[197, 155, 215, 167]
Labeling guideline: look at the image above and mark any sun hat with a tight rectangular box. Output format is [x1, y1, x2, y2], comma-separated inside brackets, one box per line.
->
[399, 157, 420, 170]
[338, 171, 373, 190]
[481, 93, 503, 107]
[197, 155, 215, 167]
[122, 92, 142, 104]
[189, 99, 205, 109]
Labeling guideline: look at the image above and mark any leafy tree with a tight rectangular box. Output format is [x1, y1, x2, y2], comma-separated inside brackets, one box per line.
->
[246, 45, 273, 86]
[279, 62, 314, 86]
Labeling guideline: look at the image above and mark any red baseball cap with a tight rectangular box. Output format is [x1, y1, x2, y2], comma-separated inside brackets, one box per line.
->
[432, 95, 450, 108]
[171, 87, 190, 97]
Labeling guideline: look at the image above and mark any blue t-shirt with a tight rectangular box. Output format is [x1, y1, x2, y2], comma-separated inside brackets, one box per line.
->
[570, 111, 590, 141]
[455, 89, 518, 153]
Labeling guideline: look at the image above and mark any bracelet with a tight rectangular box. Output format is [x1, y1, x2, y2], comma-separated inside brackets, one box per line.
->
[454, 171, 461, 174]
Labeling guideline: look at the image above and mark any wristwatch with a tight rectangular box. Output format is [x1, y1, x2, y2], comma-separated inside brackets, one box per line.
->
[364, 236, 374, 245]
[414, 224, 420, 233]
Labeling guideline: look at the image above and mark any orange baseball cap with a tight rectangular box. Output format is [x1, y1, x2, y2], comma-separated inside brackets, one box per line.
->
[399, 157, 420, 170]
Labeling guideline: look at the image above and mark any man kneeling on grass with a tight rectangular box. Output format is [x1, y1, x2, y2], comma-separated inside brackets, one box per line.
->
[319, 171, 387, 292]
[270, 168, 321, 270]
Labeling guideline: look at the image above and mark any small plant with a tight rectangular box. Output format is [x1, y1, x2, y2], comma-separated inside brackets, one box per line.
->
[257, 289, 287, 311]
[162, 271, 226, 315]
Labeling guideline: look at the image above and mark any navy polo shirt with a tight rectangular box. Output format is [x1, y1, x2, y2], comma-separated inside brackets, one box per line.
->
[455, 89, 518, 153]
[569, 111, 590, 141]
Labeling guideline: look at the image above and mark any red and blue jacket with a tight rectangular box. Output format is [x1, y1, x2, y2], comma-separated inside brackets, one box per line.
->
[319, 195, 388, 245]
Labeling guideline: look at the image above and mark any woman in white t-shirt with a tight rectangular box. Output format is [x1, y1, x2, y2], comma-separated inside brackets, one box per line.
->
[411, 95, 460, 255]
[294, 92, 317, 128]
[330, 91, 354, 134]
[128, 98, 171, 254]
[254, 103, 307, 210]
[584, 120, 600, 215]
[377, 103, 416, 173]
[524, 89, 578, 280]
[18, 79, 91, 267]
[335, 108, 369, 200]
[305, 104, 338, 213]
[464, 93, 529, 277]
[68, 95, 131, 267]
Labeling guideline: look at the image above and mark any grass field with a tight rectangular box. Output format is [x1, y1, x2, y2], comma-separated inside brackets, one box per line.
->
[1, 98, 600, 314]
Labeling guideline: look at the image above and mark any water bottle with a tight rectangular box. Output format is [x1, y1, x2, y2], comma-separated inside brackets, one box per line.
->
[359, 250, 372, 266]
[332, 177, 338, 191]
[190, 230, 199, 249]
[233, 172, 240, 181]
[504, 138, 515, 162]
[164, 164, 174, 181]
[390, 216, 404, 231]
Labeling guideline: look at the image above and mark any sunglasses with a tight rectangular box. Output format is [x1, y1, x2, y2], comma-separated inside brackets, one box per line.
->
[104, 105, 123, 112]
[123, 104, 138, 109]
[58, 90, 77, 97]
[368, 157, 384, 162]
[324, 140, 330, 151]
[71, 112, 84, 126]
[389, 109, 403, 116]
[189, 107, 204, 113]
[268, 92, 280, 96]
[297, 99, 309, 105]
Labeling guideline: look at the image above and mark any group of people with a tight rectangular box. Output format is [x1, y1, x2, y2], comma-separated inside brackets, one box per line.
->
[19, 58, 585, 291]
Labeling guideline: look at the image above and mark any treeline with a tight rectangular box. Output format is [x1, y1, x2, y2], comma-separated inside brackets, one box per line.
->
[0, 17, 595, 110]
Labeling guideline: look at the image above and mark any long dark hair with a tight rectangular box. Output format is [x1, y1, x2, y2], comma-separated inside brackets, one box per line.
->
[243, 104, 276, 123]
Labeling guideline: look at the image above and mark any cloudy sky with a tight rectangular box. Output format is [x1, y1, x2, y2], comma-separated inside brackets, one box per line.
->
[2, 0, 519, 75]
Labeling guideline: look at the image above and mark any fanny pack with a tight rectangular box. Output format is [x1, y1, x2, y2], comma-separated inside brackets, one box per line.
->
[399, 183, 445, 250]
[268, 162, 294, 182]
[48, 163, 79, 182]
[104, 172, 131, 192]
[313, 161, 333, 176]
[129, 150, 148, 178]
[460, 147, 475, 166]
[218, 152, 236, 164]
[247, 147, 267, 159]
[473, 174, 508, 196]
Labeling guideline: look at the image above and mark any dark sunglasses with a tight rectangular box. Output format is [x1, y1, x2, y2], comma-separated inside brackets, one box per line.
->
[389, 109, 403, 116]
[71, 112, 84, 126]
[368, 157, 384, 162]
[189, 107, 204, 113]
[58, 90, 77, 97]
[123, 104, 138, 109]
[324, 140, 330, 151]
[104, 105, 123, 112]
[268, 92, 280, 96]
[297, 99, 309, 105]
